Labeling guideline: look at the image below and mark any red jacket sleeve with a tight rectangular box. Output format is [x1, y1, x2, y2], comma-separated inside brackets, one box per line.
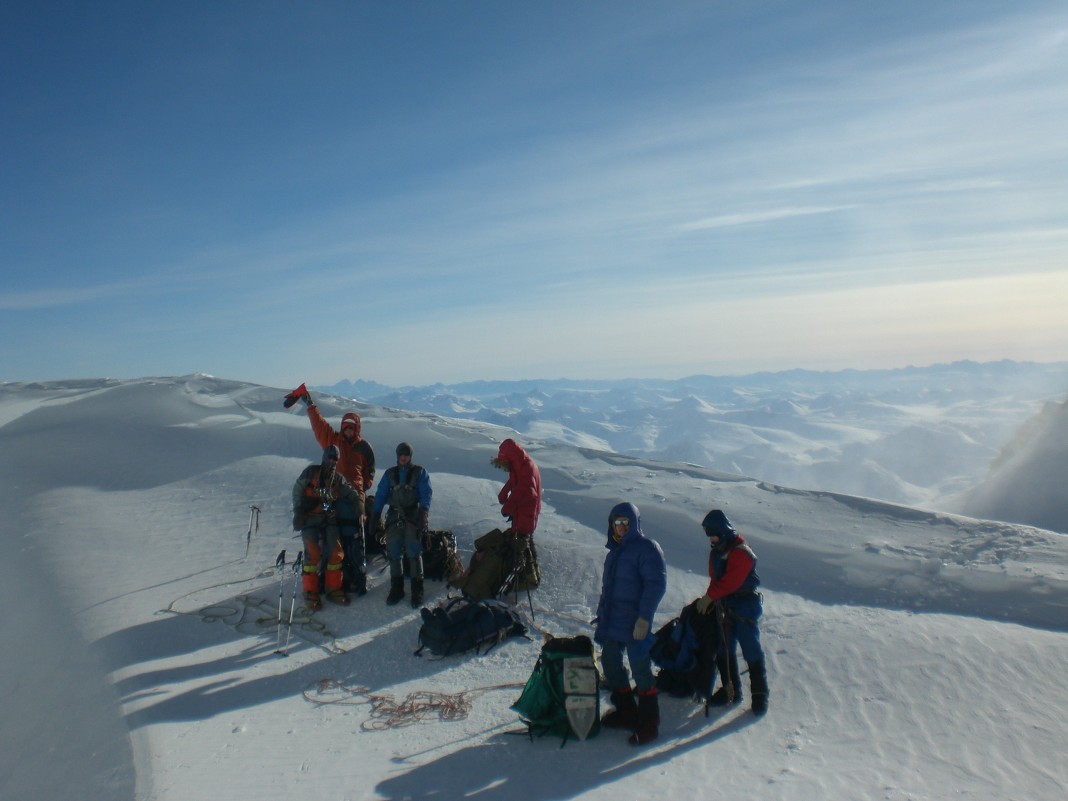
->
[706, 547, 754, 600]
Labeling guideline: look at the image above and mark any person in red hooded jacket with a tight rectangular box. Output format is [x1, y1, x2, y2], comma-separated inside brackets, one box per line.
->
[491, 438, 541, 537]
[485, 438, 544, 596]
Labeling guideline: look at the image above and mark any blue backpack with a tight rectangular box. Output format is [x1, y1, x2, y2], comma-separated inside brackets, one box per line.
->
[649, 601, 724, 702]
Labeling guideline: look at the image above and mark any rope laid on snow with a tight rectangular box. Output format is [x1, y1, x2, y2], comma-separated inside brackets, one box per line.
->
[302, 678, 524, 730]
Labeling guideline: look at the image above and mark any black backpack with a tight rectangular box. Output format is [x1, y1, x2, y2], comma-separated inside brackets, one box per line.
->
[650, 600, 725, 702]
[511, 635, 600, 746]
[415, 597, 528, 657]
[403, 529, 463, 581]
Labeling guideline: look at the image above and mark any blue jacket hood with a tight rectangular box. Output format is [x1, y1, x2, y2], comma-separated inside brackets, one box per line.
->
[606, 501, 642, 548]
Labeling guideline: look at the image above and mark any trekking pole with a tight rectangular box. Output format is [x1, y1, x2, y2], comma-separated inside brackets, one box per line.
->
[715, 602, 735, 707]
[524, 588, 536, 622]
[274, 549, 287, 652]
[508, 538, 537, 622]
[278, 552, 304, 657]
[245, 505, 261, 558]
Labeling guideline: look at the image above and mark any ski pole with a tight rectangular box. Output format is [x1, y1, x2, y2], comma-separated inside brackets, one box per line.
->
[245, 505, 261, 558]
[279, 552, 304, 656]
[274, 549, 286, 652]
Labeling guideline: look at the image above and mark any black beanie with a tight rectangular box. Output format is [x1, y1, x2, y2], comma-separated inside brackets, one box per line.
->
[702, 509, 735, 541]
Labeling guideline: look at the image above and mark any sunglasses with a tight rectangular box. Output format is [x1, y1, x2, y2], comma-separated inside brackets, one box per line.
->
[612, 517, 630, 528]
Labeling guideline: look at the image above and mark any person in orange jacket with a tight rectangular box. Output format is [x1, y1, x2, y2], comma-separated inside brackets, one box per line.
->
[285, 383, 375, 595]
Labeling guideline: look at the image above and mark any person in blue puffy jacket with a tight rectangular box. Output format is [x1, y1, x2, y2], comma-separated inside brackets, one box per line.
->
[594, 501, 667, 745]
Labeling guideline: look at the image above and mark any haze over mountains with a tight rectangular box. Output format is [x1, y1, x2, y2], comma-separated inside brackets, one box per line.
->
[316, 360, 1068, 533]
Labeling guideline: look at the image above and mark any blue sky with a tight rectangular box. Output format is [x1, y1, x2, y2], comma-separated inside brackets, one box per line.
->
[3, 1, 1066, 388]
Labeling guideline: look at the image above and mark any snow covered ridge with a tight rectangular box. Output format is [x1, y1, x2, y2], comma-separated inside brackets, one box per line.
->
[2, 374, 1067, 801]
[315, 360, 1068, 520]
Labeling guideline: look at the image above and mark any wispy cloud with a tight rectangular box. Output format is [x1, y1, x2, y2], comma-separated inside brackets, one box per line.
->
[676, 206, 853, 232]
[0, 281, 148, 311]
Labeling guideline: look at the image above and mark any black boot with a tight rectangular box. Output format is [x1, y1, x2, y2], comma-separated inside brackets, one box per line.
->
[707, 650, 742, 707]
[353, 569, 368, 597]
[601, 688, 638, 730]
[749, 659, 769, 716]
[628, 691, 660, 746]
[410, 578, 424, 608]
[386, 576, 405, 606]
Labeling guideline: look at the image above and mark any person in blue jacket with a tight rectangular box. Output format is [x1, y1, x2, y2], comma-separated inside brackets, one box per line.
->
[594, 501, 667, 745]
[369, 442, 433, 608]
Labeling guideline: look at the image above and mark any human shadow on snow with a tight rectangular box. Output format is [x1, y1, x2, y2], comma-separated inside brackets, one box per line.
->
[98, 578, 524, 731]
[376, 701, 761, 801]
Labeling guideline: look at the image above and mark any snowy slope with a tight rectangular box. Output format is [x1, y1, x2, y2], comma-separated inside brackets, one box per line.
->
[1, 375, 1066, 801]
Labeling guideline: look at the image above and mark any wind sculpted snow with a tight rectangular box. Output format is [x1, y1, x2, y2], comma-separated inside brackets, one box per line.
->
[1, 375, 1066, 800]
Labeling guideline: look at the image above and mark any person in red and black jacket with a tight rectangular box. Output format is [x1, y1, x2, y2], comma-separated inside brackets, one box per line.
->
[695, 509, 770, 716]
[291, 445, 361, 610]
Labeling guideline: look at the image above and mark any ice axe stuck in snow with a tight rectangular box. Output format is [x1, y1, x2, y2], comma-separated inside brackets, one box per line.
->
[245, 504, 260, 557]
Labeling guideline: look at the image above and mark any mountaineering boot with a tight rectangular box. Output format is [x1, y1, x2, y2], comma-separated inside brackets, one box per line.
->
[707, 650, 743, 707]
[601, 688, 638, 730]
[749, 659, 769, 716]
[305, 592, 323, 612]
[326, 590, 350, 606]
[628, 691, 660, 746]
[353, 569, 368, 597]
[386, 576, 405, 606]
[410, 578, 424, 608]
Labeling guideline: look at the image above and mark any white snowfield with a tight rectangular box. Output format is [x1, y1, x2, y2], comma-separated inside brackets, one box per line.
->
[2, 375, 1066, 801]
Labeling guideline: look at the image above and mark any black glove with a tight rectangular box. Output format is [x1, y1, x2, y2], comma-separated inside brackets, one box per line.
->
[292, 511, 304, 531]
[418, 507, 429, 535]
[370, 512, 382, 535]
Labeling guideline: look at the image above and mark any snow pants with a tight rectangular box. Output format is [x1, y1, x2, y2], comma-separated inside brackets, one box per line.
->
[386, 518, 423, 580]
[301, 521, 344, 599]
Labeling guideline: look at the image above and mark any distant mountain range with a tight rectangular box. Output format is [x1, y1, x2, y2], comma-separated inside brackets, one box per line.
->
[314, 360, 1068, 530]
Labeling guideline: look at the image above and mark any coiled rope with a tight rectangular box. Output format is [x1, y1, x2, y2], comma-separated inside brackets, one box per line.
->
[303, 678, 525, 730]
